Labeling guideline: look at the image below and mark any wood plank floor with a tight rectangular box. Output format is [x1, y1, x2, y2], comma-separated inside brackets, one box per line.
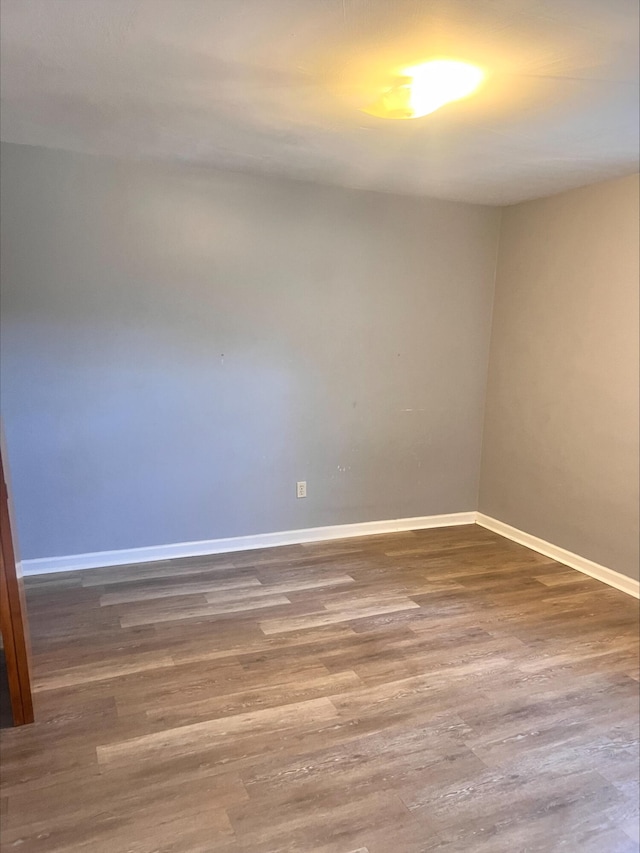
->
[1, 524, 638, 852]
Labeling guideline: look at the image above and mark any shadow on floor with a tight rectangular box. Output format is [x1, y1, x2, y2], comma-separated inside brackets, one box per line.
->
[0, 649, 14, 728]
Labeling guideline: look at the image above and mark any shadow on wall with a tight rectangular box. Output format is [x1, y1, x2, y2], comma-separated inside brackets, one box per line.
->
[2, 320, 297, 557]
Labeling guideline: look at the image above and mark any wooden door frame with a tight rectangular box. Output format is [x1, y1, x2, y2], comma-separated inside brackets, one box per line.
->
[0, 447, 34, 725]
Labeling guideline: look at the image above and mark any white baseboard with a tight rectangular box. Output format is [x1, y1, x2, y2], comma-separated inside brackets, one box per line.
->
[21, 512, 476, 576]
[22, 510, 639, 598]
[476, 513, 640, 599]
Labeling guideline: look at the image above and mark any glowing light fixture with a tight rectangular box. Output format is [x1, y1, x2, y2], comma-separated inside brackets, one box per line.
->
[363, 60, 484, 119]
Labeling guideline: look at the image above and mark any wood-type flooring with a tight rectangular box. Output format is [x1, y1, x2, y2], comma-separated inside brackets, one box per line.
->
[1, 524, 638, 852]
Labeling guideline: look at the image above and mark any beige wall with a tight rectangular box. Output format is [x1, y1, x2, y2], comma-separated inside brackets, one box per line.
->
[2, 142, 637, 579]
[480, 174, 640, 581]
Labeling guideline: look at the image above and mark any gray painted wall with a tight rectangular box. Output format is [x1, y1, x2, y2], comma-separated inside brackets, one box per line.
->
[480, 174, 640, 581]
[0, 143, 500, 560]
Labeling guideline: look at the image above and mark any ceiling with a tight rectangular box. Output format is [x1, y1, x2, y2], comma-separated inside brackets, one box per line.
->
[1, 0, 638, 205]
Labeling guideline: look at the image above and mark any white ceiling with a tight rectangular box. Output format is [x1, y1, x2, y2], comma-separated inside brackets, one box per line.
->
[1, 0, 638, 204]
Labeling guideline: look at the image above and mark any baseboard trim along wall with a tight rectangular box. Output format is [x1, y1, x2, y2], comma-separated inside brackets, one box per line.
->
[476, 513, 640, 599]
[21, 512, 476, 576]
[21, 510, 640, 599]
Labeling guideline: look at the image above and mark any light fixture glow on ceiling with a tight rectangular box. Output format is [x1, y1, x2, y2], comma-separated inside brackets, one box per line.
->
[363, 60, 484, 120]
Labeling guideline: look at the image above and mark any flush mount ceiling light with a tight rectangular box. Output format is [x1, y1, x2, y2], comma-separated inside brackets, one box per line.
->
[363, 59, 484, 119]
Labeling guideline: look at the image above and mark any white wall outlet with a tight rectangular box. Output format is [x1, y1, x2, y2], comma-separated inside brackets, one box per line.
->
[296, 481, 307, 498]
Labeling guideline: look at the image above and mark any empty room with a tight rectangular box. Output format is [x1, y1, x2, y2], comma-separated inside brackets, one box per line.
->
[0, 1, 638, 851]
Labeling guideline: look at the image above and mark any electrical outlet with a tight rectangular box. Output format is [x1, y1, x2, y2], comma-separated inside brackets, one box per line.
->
[296, 481, 307, 499]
